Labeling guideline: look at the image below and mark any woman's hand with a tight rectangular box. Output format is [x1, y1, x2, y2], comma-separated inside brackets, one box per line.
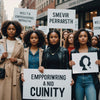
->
[95, 60, 100, 66]
[70, 79, 74, 86]
[9, 58, 17, 63]
[21, 73, 25, 82]
[69, 60, 75, 68]
[1, 52, 8, 59]
[38, 66, 44, 73]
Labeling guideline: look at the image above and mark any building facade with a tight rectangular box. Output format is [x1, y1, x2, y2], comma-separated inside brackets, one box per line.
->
[21, 0, 36, 9]
[56, 0, 100, 30]
[36, 0, 55, 26]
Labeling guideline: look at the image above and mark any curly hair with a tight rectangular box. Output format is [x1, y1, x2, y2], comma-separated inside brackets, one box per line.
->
[24, 30, 45, 47]
[1, 20, 22, 37]
[65, 33, 74, 48]
[74, 28, 91, 49]
[80, 55, 91, 70]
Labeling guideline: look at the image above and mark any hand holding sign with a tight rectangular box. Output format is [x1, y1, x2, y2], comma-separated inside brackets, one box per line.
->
[72, 52, 99, 74]
[1, 52, 8, 60]
[95, 60, 100, 66]
[69, 60, 75, 68]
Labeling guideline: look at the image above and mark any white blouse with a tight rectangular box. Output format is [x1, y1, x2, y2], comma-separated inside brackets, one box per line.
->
[7, 39, 16, 58]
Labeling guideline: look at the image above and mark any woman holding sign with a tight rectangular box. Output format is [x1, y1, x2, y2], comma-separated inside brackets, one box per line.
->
[0, 20, 24, 100]
[69, 29, 100, 100]
[39, 30, 69, 70]
[21, 30, 45, 80]
[39, 30, 74, 85]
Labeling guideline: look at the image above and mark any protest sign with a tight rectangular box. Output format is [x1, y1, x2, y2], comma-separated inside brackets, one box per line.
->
[38, 26, 49, 34]
[48, 9, 75, 29]
[93, 16, 100, 35]
[13, 8, 37, 26]
[72, 52, 99, 74]
[23, 69, 72, 100]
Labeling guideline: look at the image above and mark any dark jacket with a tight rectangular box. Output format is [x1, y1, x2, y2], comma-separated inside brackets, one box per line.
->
[41, 47, 69, 69]
[71, 47, 100, 87]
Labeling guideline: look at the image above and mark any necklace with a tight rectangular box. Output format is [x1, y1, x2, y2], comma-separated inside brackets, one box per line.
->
[50, 48, 59, 55]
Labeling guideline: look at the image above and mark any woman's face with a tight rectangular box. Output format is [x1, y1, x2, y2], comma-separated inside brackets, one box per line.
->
[20, 31, 24, 39]
[78, 31, 88, 45]
[64, 32, 68, 39]
[92, 36, 98, 46]
[30, 33, 39, 46]
[49, 32, 60, 45]
[68, 34, 74, 44]
[7, 24, 16, 38]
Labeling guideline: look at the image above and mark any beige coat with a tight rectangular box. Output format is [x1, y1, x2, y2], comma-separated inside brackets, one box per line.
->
[0, 38, 24, 100]
[21, 47, 43, 73]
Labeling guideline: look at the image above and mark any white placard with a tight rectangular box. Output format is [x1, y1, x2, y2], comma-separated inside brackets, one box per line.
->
[23, 69, 72, 100]
[13, 8, 37, 26]
[48, 9, 75, 29]
[72, 52, 99, 74]
[38, 26, 49, 35]
[75, 18, 78, 30]
[0, 44, 5, 56]
[93, 16, 100, 35]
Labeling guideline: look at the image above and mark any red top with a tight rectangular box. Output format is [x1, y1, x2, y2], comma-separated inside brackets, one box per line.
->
[68, 47, 74, 60]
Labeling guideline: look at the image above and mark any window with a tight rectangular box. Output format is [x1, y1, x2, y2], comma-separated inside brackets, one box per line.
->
[57, 0, 60, 4]
[85, 11, 97, 29]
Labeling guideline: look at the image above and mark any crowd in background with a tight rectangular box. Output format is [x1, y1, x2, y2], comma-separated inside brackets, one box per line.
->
[0, 20, 99, 100]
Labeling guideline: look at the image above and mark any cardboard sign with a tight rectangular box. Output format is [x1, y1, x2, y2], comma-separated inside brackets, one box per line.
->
[93, 16, 100, 35]
[75, 18, 78, 30]
[13, 8, 37, 26]
[72, 52, 99, 74]
[23, 69, 72, 100]
[48, 9, 75, 29]
[38, 26, 49, 35]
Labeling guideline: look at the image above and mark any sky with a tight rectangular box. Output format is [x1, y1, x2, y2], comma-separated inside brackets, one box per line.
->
[4, 0, 22, 20]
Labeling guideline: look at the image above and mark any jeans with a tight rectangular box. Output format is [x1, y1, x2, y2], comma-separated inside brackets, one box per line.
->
[75, 74, 96, 100]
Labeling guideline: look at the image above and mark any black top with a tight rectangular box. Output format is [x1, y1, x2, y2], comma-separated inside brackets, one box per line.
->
[41, 47, 69, 69]
[46, 53, 60, 69]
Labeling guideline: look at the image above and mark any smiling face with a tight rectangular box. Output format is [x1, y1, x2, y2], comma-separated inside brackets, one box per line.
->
[49, 32, 60, 45]
[78, 31, 88, 45]
[30, 33, 39, 46]
[7, 24, 16, 38]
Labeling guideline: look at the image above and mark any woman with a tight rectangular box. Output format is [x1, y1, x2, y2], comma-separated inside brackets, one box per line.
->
[39, 30, 74, 86]
[62, 30, 70, 47]
[92, 35, 99, 49]
[91, 35, 100, 100]
[0, 20, 24, 100]
[40, 30, 69, 69]
[65, 33, 74, 59]
[21, 30, 45, 81]
[69, 29, 100, 100]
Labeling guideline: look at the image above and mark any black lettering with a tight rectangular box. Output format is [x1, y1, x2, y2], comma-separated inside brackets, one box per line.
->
[30, 87, 35, 96]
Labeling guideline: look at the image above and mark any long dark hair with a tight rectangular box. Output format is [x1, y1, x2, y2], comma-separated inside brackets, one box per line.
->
[74, 29, 91, 49]
[65, 33, 74, 48]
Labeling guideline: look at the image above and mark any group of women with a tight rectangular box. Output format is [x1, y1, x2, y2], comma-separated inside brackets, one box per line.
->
[0, 20, 99, 100]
